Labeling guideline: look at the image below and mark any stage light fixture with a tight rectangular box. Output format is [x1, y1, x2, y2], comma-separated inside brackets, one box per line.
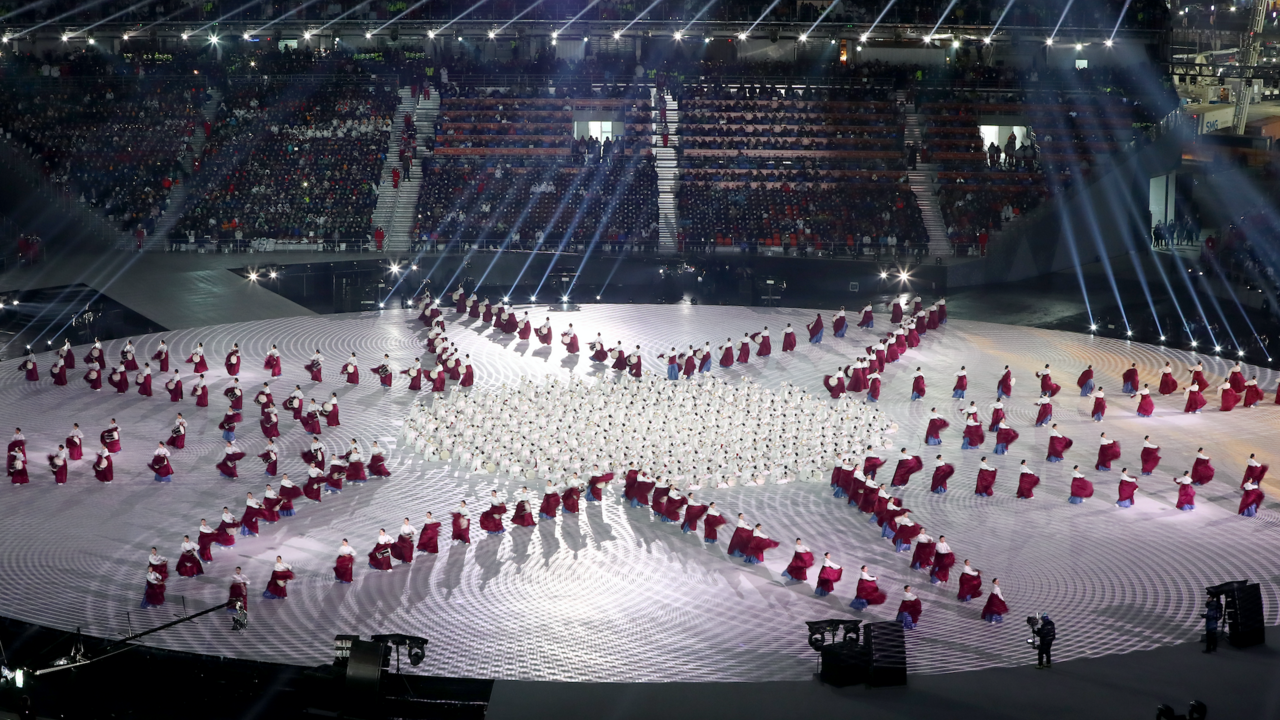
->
[561, 296, 569, 302]
[61, 34, 68, 42]
[1104, 39, 1113, 46]
[879, 272, 888, 279]
[898, 271, 909, 280]
[428, 30, 436, 38]
[530, 295, 537, 301]
[181, 33, 189, 40]
[1238, 350, 1244, 356]
[488, 30, 495, 39]
[248, 272, 259, 281]
[1126, 330, 1133, 336]
[407, 637, 427, 666]
[613, 31, 621, 39]
[1089, 324, 1097, 331]
[1045, 37, 1053, 45]
[1215, 345, 1222, 352]
[503, 296, 510, 302]
[1160, 335, 1166, 341]
[411, 265, 418, 270]
[983, 37, 991, 44]
[268, 271, 278, 279]
[365, 31, 372, 38]
[596, 295, 601, 299]
[1075, 42, 1082, 50]
[737, 32, 747, 40]
[303, 31, 312, 39]
[829, 38, 835, 44]
[798, 33, 808, 42]
[673, 31, 682, 40]
[860, 33, 868, 42]
[87, 37, 95, 44]
[923, 35, 932, 43]
[379, 303, 385, 308]
[244, 32, 251, 40]
[953, 40, 960, 48]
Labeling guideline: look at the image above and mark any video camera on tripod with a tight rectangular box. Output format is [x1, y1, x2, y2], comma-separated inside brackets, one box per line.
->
[1025, 615, 1040, 650]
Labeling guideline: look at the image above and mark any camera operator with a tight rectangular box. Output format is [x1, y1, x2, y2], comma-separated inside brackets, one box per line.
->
[1034, 612, 1056, 668]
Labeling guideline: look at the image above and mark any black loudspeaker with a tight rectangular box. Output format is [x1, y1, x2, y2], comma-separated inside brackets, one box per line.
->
[819, 641, 871, 687]
[345, 639, 386, 702]
[1225, 583, 1266, 648]
[864, 621, 907, 687]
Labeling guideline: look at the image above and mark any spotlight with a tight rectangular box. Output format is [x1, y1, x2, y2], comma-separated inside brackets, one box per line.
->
[1089, 324, 1097, 331]
[582, 36, 588, 42]
[87, 37, 95, 45]
[551, 30, 558, 38]
[1160, 335, 1166, 341]
[737, 32, 747, 40]
[1104, 39, 1113, 47]
[303, 31, 312, 39]
[898, 272, 909, 280]
[502, 296, 510, 302]
[379, 303, 385, 308]
[561, 296, 569, 302]
[952, 40, 960, 48]
[61, 34, 69, 42]
[1191, 341, 1199, 347]
[365, 32, 372, 39]
[1238, 350, 1245, 356]
[879, 272, 888, 279]
[411, 265, 418, 270]
[428, 30, 436, 39]
[1045, 37, 1054, 45]
[488, 31, 495, 39]
[250, 61, 256, 67]
[613, 31, 621, 39]
[1214, 345, 1222, 352]
[596, 295, 601, 300]
[860, 33, 869, 42]
[530, 296, 537, 301]
[705, 37, 712, 43]
[209, 34, 219, 43]
[1126, 330, 1133, 336]
[249, 272, 259, 281]
[983, 37, 991, 44]
[1075, 42, 1083, 50]
[181, 33, 189, 40]
[268, 271, 278, 279]
[10, 301, 16, 306]
[407, 637, 427, 666]
[856, 45, 862, 51]
[798, 33, 807, 42]
[829, 38, 836, 45]
[923, 35, 932, 43]
[673, 31, 682, 40]
[243, 32, 251, 40]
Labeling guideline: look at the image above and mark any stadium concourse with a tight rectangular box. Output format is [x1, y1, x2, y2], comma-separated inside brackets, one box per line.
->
[0, 303, 1276, 683]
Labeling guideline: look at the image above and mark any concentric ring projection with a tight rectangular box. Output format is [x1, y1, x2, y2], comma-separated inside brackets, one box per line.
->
[0, 305, 1276, 681]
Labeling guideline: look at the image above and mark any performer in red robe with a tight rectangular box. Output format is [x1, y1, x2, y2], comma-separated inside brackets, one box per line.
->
[1015, 461, 1040, 499]
[925, 409, 949, 445]
[814, 554, 843, 596]
[1122, 363, 1140, 395]
[1095, 433, 1121, 471]
[897, 587, 923, 629]
[1046, 424, 1072, 463]
[1116, 470, 1140, 507]
[141, 568, 166, 608]
[481, 491, 508, 534]
[262, 557, 294, 599]
[980, 580, 1010, 623]
[176, 536, 204, 577]
[1242, 454, 1268, 488]
[910, 532, 936, 570]
[1191, 449, 1214, 484]
[150, 341, 168, 372]
[334, 540, 356, 583]
[858, 304, 874, 329]
[451, 502, 471, 544]
[807, 314, 823, 344]
[1140, 437, 1161, 475]
[1158, 362, 1178, 394]
[957, 562, 984, 602]
[781, 324, 797, 351]
[703, 504, 728, 544]
[1239, 481, 1265, 516]
[224, 344, 241, 376]
[371, 354, 394, 387]
[367, 529, 395, 571]
[930, 536, 955, 584]
[911, 369, 926, 401]
[1136, 384, 1155, 417]
[850, 566, 888, 610]
[417, 513, 441, 554]
[727, 514, 753, 557]
[930, 456, 954, 494]
[1077, 365, 1095, 396]
[993, 422, 1019, 455]
[390, 520, 416, 563]
[1174, 472, 1197, 511]
[890, 450, 923, 487]
[1243, 377, 1265, 407]
[752, 328, 772, 356]
[823, 372, 845, 399]
[1067, 466, 1095, 504]
[1183, 383, 1207, 413]
[1036, 365, 1061, 397]
[974, 458, 997, 496]
[996, 366, 1013, 400]
[781, 539, 814, 581]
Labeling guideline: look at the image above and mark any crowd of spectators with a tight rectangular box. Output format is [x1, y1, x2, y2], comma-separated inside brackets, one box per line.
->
[0, 0, 1171, 31]
[169, 81, 396, 246]
[412, 153, 659, 252]
[0, 76, 200, 234]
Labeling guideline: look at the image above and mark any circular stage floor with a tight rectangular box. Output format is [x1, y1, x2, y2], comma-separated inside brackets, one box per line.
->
[1, 305, 1277, 681]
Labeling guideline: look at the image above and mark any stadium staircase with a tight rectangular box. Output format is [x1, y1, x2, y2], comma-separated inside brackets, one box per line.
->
[370, 86, 424, 253]
[652, 89, 679, 250]
[899, 91, 950, 257]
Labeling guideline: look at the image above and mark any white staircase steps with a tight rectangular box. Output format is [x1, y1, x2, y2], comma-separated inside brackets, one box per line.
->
[652, 89, 679, 249]
[899, 90, 950, 257]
